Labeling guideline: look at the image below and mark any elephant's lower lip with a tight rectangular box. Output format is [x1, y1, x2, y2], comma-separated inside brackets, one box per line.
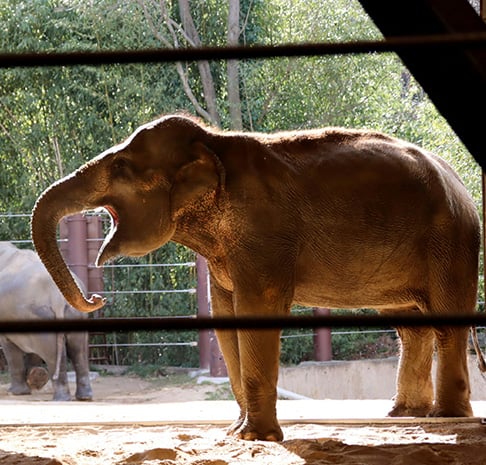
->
[104, 205, 119, 226]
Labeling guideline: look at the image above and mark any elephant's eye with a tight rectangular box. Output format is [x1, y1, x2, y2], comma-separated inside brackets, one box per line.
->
[111, 157, 133, 180]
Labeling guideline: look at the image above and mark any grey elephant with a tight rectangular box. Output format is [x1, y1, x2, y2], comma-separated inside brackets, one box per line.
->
[0, 242, 93, 401]
[32, 114, 481, 440]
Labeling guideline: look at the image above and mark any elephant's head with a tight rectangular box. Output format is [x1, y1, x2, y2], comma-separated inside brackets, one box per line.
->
[31, 115, 224, 312]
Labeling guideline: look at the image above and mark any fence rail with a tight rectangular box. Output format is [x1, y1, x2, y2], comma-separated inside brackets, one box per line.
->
[1, 314, 486, 334]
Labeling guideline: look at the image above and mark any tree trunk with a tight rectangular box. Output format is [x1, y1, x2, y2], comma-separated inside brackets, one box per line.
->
[227, 0, 243, 130]
[178, 0, 221, 127]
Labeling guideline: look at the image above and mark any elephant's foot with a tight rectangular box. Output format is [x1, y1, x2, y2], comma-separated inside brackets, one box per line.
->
[52, 386, 72, 401]
[75, 386, 93, 401]
[428, 402, 473, 418]
[388, 403, 431, 417]
[227, 413, 283, 441]
[388, 396, 433, 417]
[227, 413, 245, 436]
[8, 383, 31, 396]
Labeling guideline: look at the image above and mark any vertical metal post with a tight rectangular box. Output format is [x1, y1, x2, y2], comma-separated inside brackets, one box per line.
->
[64, 213, 89, 291]
[313, 307, 332, 361]
[86, 215, 104, 299]
[59, 218, 69, 262]
[196, 254, 211, 369]
[196, 254, 227, 376]
[481, 1, 486, 312]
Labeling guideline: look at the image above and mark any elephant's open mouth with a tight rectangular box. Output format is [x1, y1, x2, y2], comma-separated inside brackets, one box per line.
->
[95, 205, 121, 267]
[104, 205, 119, 227]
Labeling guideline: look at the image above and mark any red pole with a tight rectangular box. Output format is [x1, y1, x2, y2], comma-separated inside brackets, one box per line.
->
[196, 254, 211, 369]
[196, 254, 227, 376]
[64, 213, 89, 292]
[313, 307, 332, 361]
[59, 218, 69, 262]
[86, 215, 104, 299]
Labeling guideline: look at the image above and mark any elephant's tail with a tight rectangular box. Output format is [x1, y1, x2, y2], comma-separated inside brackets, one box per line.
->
[470, 326, 486, 373]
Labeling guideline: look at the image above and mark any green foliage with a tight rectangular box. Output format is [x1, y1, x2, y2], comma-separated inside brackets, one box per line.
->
[100, 241, 200, 367]
[331, 309, 399, 360]
[280, 307, 315, 364]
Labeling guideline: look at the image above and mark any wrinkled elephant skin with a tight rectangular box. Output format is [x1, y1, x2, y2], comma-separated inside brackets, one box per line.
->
[0, 242, 93, 401]
[32, 115, 480, 440]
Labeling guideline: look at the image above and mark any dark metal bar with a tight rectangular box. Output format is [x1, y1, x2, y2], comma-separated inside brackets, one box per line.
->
[1, 314, 486, 334]
[1, 32, 486, 68]
[358, 0, 486, 169]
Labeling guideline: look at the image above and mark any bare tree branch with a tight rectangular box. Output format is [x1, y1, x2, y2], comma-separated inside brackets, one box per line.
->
[178, 0, 221, 126]
[138, 0, 221, 126]
[227, 0, 243, 130]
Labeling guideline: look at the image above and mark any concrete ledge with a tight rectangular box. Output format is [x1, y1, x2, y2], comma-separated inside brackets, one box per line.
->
[278, 356, 486, 400]
[0, 399, 484, 426]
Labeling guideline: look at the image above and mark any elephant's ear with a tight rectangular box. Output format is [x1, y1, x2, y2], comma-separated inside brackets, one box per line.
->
[170, 142, 224, 218]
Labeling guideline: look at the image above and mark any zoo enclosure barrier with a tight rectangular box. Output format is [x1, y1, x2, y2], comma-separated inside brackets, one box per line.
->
[0, 212, 336, 373]
[0, 211, 484, 370]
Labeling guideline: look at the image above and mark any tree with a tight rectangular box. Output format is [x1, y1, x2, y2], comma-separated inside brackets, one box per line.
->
[137, 0, 247, 129]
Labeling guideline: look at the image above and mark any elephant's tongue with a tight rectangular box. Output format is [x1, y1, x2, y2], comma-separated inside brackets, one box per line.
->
[104, 205, 119, 227]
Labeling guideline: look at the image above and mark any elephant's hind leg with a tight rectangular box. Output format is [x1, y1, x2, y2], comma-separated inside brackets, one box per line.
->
[425, 227, 477, 417]
[388, 325, 434, 417]
[429, 326, 472, 417]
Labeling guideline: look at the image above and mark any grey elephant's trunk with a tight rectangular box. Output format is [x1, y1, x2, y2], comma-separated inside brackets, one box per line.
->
[31, 173, 105, 313]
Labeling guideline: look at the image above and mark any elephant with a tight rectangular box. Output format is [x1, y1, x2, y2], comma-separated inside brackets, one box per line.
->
[0, 242, 93, 401]
[31, 114, 481, 440]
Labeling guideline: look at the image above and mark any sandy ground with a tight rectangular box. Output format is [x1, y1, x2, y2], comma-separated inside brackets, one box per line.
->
[0, 372, 485, 465]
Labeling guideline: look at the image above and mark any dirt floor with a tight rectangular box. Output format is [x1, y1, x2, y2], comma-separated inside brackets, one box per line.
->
[0, 371, 485, 465]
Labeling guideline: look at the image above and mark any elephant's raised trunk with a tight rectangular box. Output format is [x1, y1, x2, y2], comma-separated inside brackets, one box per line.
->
[31, 172, 105, 313]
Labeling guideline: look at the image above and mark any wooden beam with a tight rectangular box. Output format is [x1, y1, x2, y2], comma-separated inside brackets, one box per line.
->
[358, 0, 486, 169]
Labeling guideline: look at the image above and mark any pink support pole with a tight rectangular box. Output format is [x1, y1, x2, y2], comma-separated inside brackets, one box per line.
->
[313, 307, 332, 361]
[59, 218, 69, 262]
[196, 254, 211, 370]
[86, 215, 104, 299]
[196, 254, 227, 376]
[65, 213, 89, 292]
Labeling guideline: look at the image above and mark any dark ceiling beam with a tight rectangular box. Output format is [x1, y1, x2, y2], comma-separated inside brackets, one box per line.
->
[358, 0, 486, 169]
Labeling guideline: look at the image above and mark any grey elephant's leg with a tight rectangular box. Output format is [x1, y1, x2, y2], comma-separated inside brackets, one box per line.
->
[389, 326, 434, 417]
[210, 283, 246, 433]
[66, 332, 93, 401]
[44, 342, 71, 401]
[429, 326, 472, 417]
[0, 337, 31, 395]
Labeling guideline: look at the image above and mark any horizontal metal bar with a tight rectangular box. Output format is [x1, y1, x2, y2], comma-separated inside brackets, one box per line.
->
[89, 342, 198, 347]
[1, 32, 486, 68]
[1, 314, 486, 334]
[0, 213, 31, 218]
[102, 289, 195, 295]
[100, 262, 195, 268]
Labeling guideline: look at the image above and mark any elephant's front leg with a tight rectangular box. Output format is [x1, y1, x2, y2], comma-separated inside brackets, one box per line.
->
[0, 337, 31, 395]
[235, 327, 283, 441]
[210, 279, 287, 441]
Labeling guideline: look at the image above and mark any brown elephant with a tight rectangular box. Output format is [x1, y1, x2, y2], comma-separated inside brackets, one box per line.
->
[32, 114, 480, 441]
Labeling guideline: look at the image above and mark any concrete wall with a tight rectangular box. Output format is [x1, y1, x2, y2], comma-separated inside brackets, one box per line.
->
[278, 356, 486, 400]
